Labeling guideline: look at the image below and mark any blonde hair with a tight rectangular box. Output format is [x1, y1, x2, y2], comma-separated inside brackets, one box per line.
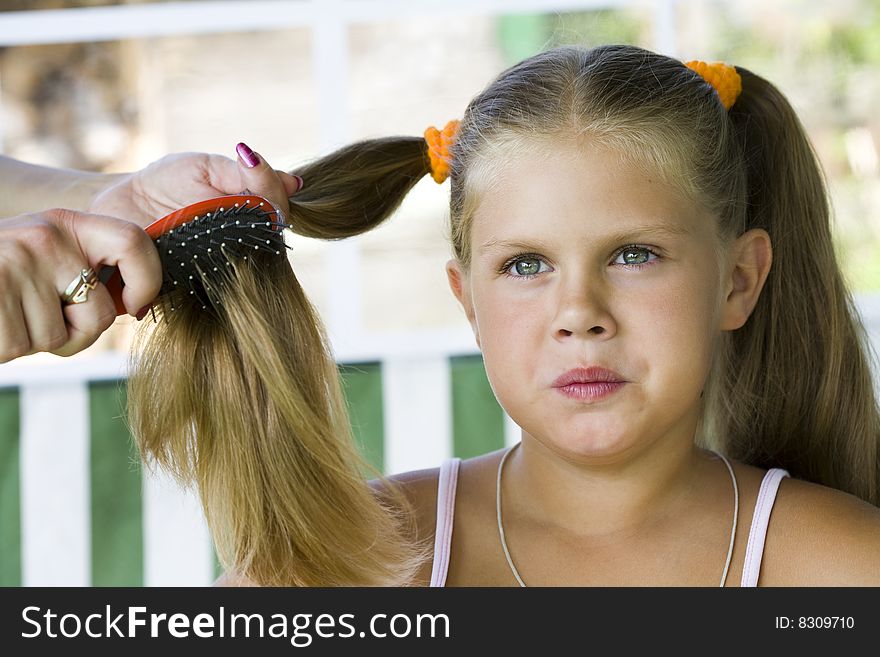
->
[128, 43, 879, 587]
[126, 142, 435, 586]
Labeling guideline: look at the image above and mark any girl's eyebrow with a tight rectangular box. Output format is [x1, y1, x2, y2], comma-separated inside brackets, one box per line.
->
[478, 238, 555, 255]
[479, 223, 693, 255]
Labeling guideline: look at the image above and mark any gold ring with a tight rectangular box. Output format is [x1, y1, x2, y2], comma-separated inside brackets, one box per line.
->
[61, 267, 98, 305]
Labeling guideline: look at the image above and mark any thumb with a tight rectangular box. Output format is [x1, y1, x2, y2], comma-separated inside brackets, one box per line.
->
[60, 209, 163, 316]
[235, 142, 299, 220]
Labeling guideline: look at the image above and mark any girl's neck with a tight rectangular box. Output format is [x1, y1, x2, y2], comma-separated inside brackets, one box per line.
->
[505, 416, 717, 540]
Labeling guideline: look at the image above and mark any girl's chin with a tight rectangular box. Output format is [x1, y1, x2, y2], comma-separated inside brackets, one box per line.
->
[526, 426, 639, 460]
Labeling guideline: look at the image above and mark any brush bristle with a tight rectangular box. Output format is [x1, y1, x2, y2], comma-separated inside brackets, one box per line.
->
[154, 201, 291, 312]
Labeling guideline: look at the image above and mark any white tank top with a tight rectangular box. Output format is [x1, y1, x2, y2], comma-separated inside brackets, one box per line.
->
[428, 454, 789, 587]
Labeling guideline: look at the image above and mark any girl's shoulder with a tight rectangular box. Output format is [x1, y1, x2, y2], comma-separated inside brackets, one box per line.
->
[758, 469, 880, 585]
[369, 462, 445, 534]
[373, 449, 503, 514]
[371, 449, 502, 507]
[370, 450, 504, 585]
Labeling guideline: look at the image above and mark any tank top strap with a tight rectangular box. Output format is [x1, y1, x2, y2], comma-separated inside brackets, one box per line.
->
[429, 456, 462, 587]
[741, 467, 790, 587]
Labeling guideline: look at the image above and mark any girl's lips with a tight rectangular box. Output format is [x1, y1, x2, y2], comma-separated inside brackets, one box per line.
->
[554, 381, 626, 401]
[551, 366, 625, 387]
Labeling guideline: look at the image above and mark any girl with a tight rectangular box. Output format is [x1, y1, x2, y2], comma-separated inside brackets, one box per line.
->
[133, 44, 880, 587]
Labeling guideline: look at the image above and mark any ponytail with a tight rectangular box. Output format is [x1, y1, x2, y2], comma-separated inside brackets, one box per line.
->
[702, 68, 880, 505]
[127, 137, 435, 585]
[286, 137, 429, 239]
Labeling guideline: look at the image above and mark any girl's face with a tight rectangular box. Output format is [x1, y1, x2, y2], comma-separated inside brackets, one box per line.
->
[447, 141, 735, 460]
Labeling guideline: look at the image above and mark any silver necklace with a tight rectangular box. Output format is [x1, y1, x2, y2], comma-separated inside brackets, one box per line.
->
[495, 443, 739, 587]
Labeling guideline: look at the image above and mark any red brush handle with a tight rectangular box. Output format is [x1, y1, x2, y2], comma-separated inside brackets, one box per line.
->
[104, 195, 277, 316]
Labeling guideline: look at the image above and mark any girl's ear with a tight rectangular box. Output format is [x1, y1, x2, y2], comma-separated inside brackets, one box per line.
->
[719, 228, 773, 331]
[446, 258, 480, 348]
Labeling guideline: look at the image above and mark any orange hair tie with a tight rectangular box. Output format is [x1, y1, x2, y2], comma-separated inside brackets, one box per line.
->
[424, 119, 460, 184]
[684, 60, 742, 110]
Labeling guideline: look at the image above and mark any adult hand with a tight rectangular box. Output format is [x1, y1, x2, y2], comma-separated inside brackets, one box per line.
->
[89, 144, 303, 229]
[0, 208, 162, 363]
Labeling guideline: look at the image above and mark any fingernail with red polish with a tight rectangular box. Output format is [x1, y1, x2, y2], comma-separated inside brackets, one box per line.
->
[236, 142, 260, 168]
[135, 305, 151, 321]
[293, 175, 304, 193]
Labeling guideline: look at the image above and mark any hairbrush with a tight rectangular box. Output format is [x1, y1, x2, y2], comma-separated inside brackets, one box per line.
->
[101, 194, 291, 317]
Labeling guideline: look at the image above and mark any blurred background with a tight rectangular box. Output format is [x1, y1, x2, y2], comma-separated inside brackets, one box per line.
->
[0, 0, 878, 586]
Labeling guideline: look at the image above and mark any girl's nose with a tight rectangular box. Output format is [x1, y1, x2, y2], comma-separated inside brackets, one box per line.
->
[552, 275, 617, 341]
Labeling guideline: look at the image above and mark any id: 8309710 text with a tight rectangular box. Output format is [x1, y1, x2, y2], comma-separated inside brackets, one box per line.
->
[774, 616, 854, 629]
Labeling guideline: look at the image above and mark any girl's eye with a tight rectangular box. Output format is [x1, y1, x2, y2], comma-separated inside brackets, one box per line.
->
[612, 246, 658, 268]
[501, 246, 659, 279]
[502, 255, 550, 279]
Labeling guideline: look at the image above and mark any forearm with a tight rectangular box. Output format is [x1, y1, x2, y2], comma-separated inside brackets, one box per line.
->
[0, 155, 124, 215]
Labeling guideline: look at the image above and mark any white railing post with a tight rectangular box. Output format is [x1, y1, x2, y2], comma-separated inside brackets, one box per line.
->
[313, 0, 363, 350]
[143, 469, 213, 587]
[20, 383, 91, 586]
[653, 0, 678, 57]
[382, 356, 453, 474]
